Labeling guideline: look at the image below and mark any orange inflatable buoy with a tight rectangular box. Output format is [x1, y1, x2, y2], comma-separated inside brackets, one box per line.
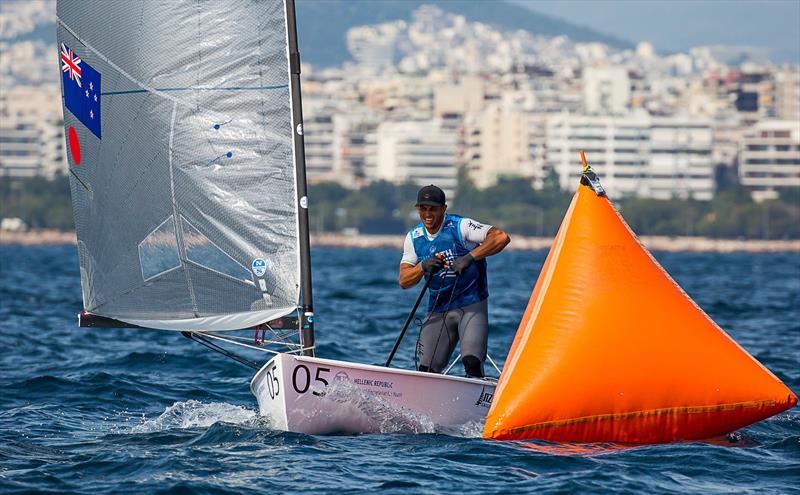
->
[484, 158, 797, 444]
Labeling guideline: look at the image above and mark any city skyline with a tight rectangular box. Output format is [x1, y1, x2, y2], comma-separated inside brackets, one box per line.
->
[1, 1, 798, 203]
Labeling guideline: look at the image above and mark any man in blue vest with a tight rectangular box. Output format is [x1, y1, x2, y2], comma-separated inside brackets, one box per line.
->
[399, 185, 510, 378]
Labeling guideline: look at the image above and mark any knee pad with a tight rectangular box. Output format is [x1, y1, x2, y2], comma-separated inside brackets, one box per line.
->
[462, 355, 484, 378]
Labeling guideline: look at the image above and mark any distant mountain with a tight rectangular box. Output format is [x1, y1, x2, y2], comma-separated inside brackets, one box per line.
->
[295, 0, 633, 68]
[5, 0, 633, 70]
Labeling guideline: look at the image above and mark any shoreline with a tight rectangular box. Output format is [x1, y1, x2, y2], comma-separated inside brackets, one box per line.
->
[2, 229, 799, 253]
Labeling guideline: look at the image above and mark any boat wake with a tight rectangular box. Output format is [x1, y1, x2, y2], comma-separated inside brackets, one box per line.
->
[317, 380, 485, 437]
[131, 400, 257, 433]
[130, 392, 486, 438]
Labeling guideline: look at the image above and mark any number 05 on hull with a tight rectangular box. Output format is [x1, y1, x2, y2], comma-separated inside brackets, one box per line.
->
[251, 354, 496, 435]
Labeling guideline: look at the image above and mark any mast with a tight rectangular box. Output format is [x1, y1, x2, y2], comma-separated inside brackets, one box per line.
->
[286, 0, 315, 356]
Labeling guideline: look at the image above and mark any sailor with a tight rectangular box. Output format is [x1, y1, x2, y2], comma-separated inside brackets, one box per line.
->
[399, 185, 510, 378]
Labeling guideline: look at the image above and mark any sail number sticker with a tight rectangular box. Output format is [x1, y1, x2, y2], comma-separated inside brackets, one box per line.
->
[292, 364, 330, 397]
[265, 362, 280, 400]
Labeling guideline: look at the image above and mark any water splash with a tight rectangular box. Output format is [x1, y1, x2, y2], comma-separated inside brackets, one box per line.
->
[318, 380, 437, 434]
[437, 420, 486, 438]
[131, 400, 256, 433]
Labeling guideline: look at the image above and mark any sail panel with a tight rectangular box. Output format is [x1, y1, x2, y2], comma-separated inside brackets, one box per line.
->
[57, 0, 300, 329]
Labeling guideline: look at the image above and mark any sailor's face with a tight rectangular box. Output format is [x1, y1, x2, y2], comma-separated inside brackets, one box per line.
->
[416, 204, 447, 232]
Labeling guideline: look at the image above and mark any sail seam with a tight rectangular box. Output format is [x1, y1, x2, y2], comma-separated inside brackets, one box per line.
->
[57, 19, 284, 104]
[101, 86, 289, 96]
[57, 17, 182, 105]
[166, 103, 199, 316]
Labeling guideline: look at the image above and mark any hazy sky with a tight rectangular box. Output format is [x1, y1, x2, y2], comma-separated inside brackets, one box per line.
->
[515, 0, 800, 63]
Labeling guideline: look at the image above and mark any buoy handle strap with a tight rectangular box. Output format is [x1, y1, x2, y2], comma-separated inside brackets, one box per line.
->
[579, 149, 606, 197]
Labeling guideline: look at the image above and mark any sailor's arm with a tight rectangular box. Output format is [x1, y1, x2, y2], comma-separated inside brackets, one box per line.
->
[399, 231, 423, 289]
[470, 226, 511, 260]
[399, 262, 423, 289]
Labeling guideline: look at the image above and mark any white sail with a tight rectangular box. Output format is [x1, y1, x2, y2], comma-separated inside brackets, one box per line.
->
[57, 0, 300, 330]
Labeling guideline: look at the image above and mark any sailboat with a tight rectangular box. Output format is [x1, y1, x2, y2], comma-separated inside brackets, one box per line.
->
[59, 0, 794, 441]
[57, 0, 493, 435]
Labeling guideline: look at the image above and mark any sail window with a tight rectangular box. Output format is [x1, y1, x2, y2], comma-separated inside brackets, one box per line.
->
[138, 216, 182, 281]
[181, 217, 253, 284]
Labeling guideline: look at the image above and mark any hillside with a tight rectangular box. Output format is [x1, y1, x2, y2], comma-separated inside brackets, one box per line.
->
[294, 0, 632, 67]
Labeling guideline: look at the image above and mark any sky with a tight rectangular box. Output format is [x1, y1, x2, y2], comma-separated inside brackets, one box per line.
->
[515, 0, 800, 63]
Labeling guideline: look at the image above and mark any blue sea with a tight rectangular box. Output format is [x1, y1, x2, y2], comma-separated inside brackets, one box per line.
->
[1, 246, 798, 494]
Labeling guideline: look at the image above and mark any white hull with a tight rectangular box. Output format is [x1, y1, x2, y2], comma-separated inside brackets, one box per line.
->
[250, 354, 496, 435]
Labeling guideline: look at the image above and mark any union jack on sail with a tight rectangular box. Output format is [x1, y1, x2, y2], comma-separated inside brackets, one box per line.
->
[60, 42, 101, 138]
[61, 42, 82, 87]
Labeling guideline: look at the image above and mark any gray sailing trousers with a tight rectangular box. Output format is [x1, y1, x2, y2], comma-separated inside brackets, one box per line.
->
[416, 298, 488, 376]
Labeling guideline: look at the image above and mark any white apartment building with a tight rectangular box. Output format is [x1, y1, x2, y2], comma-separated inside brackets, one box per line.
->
[302, 100, 337, 182]
[434, 77, 484, 116]
[368, 120, 457, 198]
[712, 117, 747, 168]
[518, 67, 583, 114]
[333, 112, 381, 186]
[0, 87, 65, 178]
[582, 66, 631, 115]
[774, 67, 800, 122]
[527, 114, 548, 188]
[301, 97, 382, 186]
[546, 113, 714, 200]
[738, 120, 800, 201]
[346, 21, 404, 73]
[462, 106, 535, 188]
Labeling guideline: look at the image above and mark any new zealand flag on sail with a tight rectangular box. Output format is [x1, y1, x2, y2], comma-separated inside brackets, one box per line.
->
[61, 43, 102, 139]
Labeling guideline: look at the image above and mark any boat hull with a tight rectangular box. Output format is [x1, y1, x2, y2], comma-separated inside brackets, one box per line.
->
[251, 354, 495, 435]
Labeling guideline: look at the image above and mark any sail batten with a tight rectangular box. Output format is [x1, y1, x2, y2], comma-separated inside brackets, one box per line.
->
[58, 0, 301, 331]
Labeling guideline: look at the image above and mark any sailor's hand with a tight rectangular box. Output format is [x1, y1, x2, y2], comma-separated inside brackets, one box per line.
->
[450, 253, 474, 274]
[421, 256, 445, 275]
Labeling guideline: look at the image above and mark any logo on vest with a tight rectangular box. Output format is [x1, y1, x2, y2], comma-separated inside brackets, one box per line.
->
[412, 227, 424, 239]
[437, 249, 457, 278]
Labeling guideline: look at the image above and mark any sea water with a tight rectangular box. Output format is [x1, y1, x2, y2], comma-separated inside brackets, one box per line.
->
[1, 246, 798, 494]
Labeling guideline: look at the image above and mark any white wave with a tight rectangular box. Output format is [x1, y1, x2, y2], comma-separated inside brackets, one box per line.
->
[437, 419, 486, 438]
[131, 400, 257, 433]
[320, 380, 439, 435]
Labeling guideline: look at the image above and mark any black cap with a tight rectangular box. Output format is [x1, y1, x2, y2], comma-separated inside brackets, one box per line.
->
[416, 185, 446, 207]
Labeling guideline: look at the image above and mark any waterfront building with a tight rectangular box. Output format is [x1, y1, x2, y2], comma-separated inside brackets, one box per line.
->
[738, 120, 800, 201]
[433, 77, 484, 117]
[525, 68, 583, 114]
[734, 65, 775, 118]
[546, 113, 714, 200]
[302, 97, 382, 187]
[302, 99, 338, 182]
[0, 87, 65, 178]
[368, 120, 457, 197]
[582, 66, 631, 115]
[648, 117, 715, 200]
[712, 117, 747, 169]
[333, 112, 381, 187]
[462, 105, 534, 188]
[774, 67, 800, 122]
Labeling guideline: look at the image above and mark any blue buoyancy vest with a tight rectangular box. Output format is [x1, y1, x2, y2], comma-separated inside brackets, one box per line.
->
[409, 214, 488, 313]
